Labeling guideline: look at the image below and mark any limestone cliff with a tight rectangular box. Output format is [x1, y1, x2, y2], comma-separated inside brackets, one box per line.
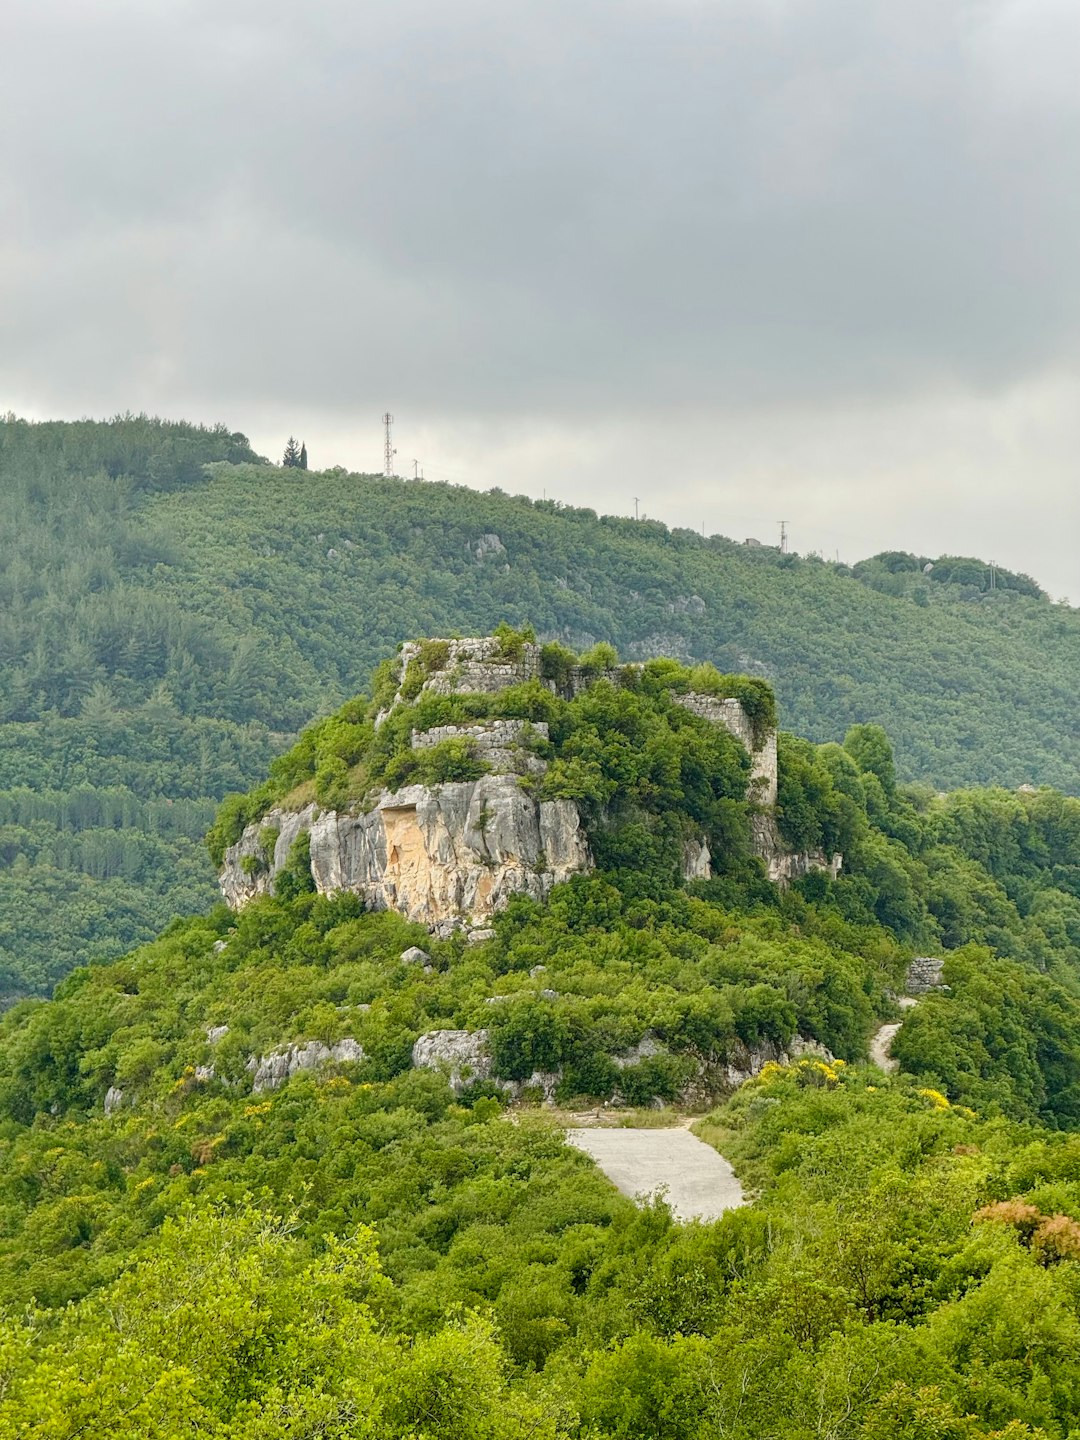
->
[669, 691, 839, 886]
[221, 772, 589, 931]
[219, 633, 836, 926]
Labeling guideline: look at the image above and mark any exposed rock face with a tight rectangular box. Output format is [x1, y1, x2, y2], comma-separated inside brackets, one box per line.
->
[411, 1027, 561, 1101]
[314, 778, 587, 928]
[470, 533, 507, 561]
[612, 1032, 668, 1069]
[906, 956, 946, 993]
[394, 636, 541, 707]
[410, 1026, 831, 1108]
[668, 594, 706, 617]
[671, 692, 839, 884]
[219, 635, 829, 924]
[104, 1085, 124, 1116]
[412, 1029, 493, 1094]
[753, 819, 844, 888]
[219, 803, 318, 909]
[222, 776, 590, 930]
[681, 837, 712, 881]
[248, 1038, 365, 1094]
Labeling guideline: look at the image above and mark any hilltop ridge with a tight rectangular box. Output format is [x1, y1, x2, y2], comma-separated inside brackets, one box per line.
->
[2, 415, 1078, 994]
[213, 632, 830, 930]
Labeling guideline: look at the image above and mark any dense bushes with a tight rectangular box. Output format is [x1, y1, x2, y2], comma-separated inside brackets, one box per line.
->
[3, 874, 1080, 1432]
[1, 665, 1080, 1429]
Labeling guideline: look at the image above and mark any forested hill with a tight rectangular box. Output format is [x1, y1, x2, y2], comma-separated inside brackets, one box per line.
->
[3, 635, 1080, 1433]
[1, 413, 1078, 994]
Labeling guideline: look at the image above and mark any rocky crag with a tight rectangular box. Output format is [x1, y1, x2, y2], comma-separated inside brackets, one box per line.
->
[408, 1022, 834, 1107]
[220, 636, 838, 929]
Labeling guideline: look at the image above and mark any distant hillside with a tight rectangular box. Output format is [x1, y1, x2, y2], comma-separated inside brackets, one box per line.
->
[0, 414, 1077, 992]
[150, 462, 1077, 791]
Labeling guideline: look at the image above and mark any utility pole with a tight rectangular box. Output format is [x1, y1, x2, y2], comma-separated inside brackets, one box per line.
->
[412, 459, 419, 480]
[382, 413, 395, 478]
[779, 520, 788, 554]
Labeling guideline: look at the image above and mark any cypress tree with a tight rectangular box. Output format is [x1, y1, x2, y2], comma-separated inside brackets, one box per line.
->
[299, 443, 308, 471]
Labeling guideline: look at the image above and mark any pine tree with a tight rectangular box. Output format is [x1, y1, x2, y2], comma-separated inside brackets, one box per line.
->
[282, 437, 300, 468]
[299, 443, 308, 471]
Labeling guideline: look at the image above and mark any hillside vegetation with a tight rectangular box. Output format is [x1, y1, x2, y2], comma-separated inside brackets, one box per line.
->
[3, 643, 1080, 1435]
[1, 414, 1078, 994]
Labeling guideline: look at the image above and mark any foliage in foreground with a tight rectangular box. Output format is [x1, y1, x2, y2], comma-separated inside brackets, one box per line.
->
[1, 671, 1080, 1429]
[5, 1016, 1080, 1436]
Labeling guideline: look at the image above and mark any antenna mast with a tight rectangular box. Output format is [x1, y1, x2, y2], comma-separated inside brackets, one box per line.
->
[779, 519, 788, 554]
[382, 413, 395, 478]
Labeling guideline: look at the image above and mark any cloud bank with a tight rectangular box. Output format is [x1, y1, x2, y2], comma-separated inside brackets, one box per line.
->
[4, 0, 1078, 594]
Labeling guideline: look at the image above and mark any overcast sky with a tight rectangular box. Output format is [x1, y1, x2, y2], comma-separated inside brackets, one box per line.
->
[4, 0, 1078, 598]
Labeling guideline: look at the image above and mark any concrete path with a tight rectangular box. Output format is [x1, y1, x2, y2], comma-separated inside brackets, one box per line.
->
[566, 1126, 745, 1223]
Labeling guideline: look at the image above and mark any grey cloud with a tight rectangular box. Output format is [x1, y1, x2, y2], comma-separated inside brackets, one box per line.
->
[2, 1, 1078, 592]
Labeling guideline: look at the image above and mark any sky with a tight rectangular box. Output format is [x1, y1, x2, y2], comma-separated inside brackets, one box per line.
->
[3, 0, 1078, 598]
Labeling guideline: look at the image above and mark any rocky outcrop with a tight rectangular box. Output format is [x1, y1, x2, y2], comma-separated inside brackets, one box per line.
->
[392, 636, 541, 708]
[219, 803, 318, 909]
[668, 594, 706, 617]
[752, 818, 844, 887]
[681, 837, 712, 881]
[248, 1038, 365, 1094]
[470, 533, 507, 561]
[671, 692, 840, 886]
[104, 1085, 124, 1116]
[220, 635, 831, 925]
[410, 1027, 563, 1101]
[222, 765, 590, 930]
[412, 1029, 493, 1093]
[409, 1026, 832, 1107]
[318, 777, 585, 929]
[411, 719, 548, 775]
[612, 1032, 668, 1069]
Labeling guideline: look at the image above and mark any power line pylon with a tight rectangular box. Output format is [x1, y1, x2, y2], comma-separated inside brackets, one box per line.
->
[382, 413, 395, 478]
